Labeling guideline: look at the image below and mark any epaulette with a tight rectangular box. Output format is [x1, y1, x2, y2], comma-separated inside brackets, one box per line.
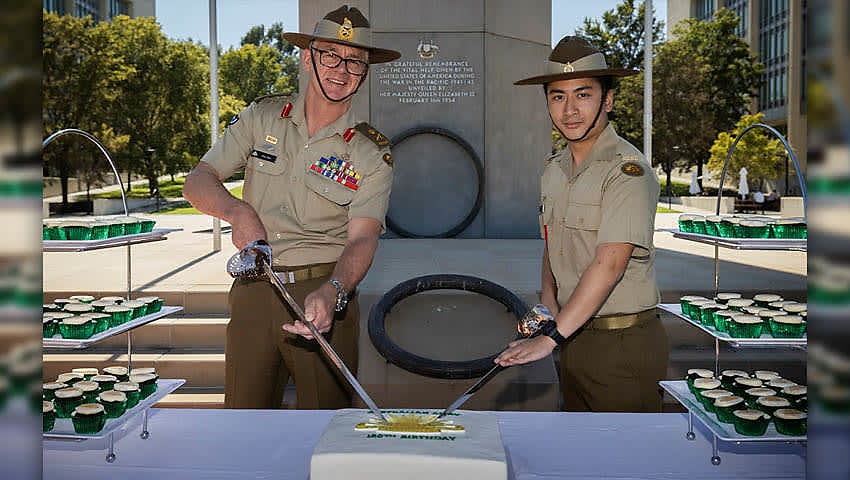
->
[619, 154, 646, 177]
[354, 122, 391, 149]
[252, 93, 291, 104]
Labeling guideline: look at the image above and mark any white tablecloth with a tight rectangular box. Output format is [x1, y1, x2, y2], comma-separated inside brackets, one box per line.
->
[43, 409, 805, 480]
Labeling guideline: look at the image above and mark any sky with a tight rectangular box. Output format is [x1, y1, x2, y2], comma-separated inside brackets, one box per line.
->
[155, 0, 668, 50]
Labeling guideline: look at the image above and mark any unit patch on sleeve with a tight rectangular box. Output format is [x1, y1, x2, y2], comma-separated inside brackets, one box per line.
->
[354, 122, 391, 148]
[620, 161, 645, 177]
[227, 114, 240, 126]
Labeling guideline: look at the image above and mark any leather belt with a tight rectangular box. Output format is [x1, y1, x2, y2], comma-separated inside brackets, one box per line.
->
[584, 308, 657, 330]
[272, 262, 335, 284]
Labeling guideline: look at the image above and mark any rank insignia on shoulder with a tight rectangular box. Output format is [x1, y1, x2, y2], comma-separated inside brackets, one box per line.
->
[354, 122, 391, 148]
[621, 161, 645, 177]
[343, 128, 355, 143]
[280, 102, 292, 118]
[227, 114, 239, 126]
[382, 152, 393, 167]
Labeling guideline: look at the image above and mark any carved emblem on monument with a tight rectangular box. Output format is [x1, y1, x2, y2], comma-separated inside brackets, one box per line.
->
[417, 39, 439, 60]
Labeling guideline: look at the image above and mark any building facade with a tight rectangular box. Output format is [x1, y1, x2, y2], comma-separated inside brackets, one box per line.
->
[667, 0, 807, 177]
[42, 0, 154, 20]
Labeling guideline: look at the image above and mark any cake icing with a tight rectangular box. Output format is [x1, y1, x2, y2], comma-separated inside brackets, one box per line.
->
[311, 409, 506, 480]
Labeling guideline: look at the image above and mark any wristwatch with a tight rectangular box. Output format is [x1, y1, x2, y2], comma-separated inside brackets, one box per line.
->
[539, 321, 567, 345]
[329, 279, 348, 312]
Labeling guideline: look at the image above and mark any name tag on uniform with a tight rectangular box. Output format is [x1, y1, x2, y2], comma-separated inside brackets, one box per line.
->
[251, 149, 277, 163]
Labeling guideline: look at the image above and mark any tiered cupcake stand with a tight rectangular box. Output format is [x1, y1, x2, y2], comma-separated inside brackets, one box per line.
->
[42, 129, 185, 462]
[659, 123, 807, 465]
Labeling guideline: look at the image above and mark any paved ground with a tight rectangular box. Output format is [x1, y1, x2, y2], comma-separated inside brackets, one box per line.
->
[42, 204, 807, 302]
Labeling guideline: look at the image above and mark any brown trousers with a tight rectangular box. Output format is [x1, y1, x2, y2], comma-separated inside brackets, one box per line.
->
[559, 312, 670, 412]
[224, 273, 359, 409]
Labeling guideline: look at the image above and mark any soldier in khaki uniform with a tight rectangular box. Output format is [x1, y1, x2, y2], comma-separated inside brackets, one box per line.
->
[183, 6, 400, 409]
[495, 36, 670, 412]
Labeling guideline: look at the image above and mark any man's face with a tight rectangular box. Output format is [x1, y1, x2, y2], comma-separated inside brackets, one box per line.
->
[305, 40, 369, 101]
[546, 77, 613, 143]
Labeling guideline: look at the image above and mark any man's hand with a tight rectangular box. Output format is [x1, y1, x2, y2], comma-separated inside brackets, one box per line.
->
[494, 335, 557, 367]
[227, 202, 267, 249]
[282, 282, 337, 339]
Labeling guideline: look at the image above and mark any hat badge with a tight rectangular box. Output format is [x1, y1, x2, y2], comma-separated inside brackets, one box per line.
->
[337, 17, 354, 41]
[563, 62, 575, 73]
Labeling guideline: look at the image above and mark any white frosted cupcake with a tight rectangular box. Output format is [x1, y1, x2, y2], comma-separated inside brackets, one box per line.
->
[774, 409, 807, 436]
[728, 314, 763, 338]
[56, 372, 84, 384]
[754, 370, 781, 381]
[781, 303, 807, 314]
[766, 378, 797, 390]
[71, 403, 106, 434]
[727, 298, 755, 311]
[714, 292, 742, 304]
[753, 293, 783, 307]
[68, 295, 95, 303]
[732, 409, 771, 436]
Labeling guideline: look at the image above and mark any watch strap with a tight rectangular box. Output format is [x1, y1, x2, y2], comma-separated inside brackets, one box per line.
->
[541, 321, 567, 345]
[329, 279, 348, 312]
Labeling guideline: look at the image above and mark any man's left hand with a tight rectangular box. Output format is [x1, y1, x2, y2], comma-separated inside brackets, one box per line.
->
[282, 283, 337, 339]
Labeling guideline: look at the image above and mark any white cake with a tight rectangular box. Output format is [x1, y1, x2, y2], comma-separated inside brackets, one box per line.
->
[311, 409, 507, 480]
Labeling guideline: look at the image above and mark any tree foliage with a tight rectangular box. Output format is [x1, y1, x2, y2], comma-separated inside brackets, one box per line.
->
[575, 0, 665, 70]
[707, 113, 787, 191]
[230, 21, 299, 101]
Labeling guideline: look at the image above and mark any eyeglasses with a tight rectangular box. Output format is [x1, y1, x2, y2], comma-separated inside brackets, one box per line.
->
[310, 47, 369, 76]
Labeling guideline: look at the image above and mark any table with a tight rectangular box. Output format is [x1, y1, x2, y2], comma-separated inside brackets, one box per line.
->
[43, 409, 806, 480]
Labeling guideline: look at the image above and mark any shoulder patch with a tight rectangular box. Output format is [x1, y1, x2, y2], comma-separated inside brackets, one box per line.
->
[226, 114, 239, 126]
[620, 161, 645, 177]
[354, 122, 391, 148]
[382, 152, 393, 167]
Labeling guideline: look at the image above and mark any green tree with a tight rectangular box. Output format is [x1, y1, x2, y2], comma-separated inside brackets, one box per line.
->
[575, 0, 665, 70]
[104, 16, 209, 196]
[615, 7, 764, 188]
[220, 44, 287, 104]
[232, 22, 299, 100]
[707, 113, 787, 192]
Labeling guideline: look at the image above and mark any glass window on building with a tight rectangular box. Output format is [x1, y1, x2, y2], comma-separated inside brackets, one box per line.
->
[109, 0, 129, 18]
[695, 0, 714, 21]
[75, 0, 99, 19]
[43, 0, 65, 15]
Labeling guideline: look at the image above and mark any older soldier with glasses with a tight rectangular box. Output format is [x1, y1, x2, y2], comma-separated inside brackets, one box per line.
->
[183, 5, 400, 410]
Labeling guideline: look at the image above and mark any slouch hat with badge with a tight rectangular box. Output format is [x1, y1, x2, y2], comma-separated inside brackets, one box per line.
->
[514, 35, 638, 85]
[283, 5, 400, 64]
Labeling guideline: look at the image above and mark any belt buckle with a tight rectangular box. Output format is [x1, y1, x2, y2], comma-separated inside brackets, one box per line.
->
[275, 271, 296, 284]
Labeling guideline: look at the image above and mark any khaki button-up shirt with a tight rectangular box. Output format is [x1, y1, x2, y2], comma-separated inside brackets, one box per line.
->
[539, 124, 660, 316]
[201, 94, 393, 267]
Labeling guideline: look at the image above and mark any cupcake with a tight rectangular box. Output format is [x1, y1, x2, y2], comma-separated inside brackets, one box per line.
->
[690, 215, 707, 234]
[99, 296, 125, 304]
[713, 395, 745, 424]
[687, 299, 712, 322]
[135, 296, 164, 314]
[752, 293, 783, 308]
[743, 387, 778, 409]
[739, 219, 770, 238]
[699, 389, 733, 413]
[42, 303, 61, 313]
[728, 314, 763, 338]
[63, 302, 94, 315]
[60, 221, 93, 241]
[715, 216, 738, 237]
[720, 370, 749, 390]
[732, 377, 763, 396]
[769, 315, 805, 338]
[116, 216, 143, 235]
[100, 217, 125, 237]
[71, 403, 107, 434]
[782, 303, 807, 315]
[52, 298, 79, 309]
[83, 312, 111, 335]
[773, 409, 807, 436]
[42, 382, 68, 401]
[705, 215, 723, 236]
[726, 298, 755, 312]
[97, 390, 127, 418]
[43, 401, 56, 432]
[53, 387, 84, 418]
[129, 373, 158, 399]
[71, 367, 99, 380]
[72, 380, 100, 403]
[103, 305, 133, 327]
[742, 306, 768, 316]
[103, 366, 129, 382]
[768, 300, 797, 310]
[58, 316, 96, 339]
[113, 381, 141, 408]
[732, 409, 771, 436]
[693, 378, 722, 404]
[91, 374, 118, 392]
[772, 217, 806, 239]
[121, 300, 147, 319]
[758, 309, 788, 329]
[68, 295, 95, 304]
[713, 310, 739, 333]
[42, 316, 57, 338]
[686, 368, 715, 392]
[728, 217, 745, 237]
[56, 372, 84, 385]
[755, 395, 791, 416]
[714, 292, 742, 305]
[130, 367, 156, 376]
[678, 214, 697, 233]
[130, 373, 159, 399]
[766, 378, 797, 390]
[754, 370, 781, 382]
[679, 295, 707, 318]
[90, 300, 116, 312]
[696, 302, 723, 326]
[88, 221, 110, 240]
[781, 385, 808, 410]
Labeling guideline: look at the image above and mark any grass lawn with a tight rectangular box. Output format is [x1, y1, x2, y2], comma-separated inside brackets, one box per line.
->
[154, 184, 242, 214]
[656, 206, 680, 213]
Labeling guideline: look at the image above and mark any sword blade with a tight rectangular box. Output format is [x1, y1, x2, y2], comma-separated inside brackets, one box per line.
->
[436, 364, 505, 419]
[264, 263, 388, 423]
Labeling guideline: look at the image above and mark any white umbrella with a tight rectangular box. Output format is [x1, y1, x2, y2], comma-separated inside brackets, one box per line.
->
[689, 171, 701, 195]
[738, 167, 749, 198]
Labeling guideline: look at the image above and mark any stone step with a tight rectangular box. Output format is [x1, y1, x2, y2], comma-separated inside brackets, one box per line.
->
[93, 315, 229, 350]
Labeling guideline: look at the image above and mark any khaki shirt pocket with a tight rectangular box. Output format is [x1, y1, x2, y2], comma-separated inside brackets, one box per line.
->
[244, 155, 286, 207]
[564, 203, 601, 231]
[305, 170, 355, 207]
